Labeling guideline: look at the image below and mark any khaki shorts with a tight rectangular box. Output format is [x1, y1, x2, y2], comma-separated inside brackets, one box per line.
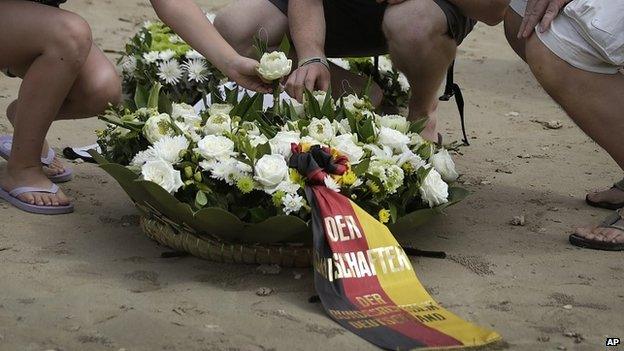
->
[511, 0, 623, 74]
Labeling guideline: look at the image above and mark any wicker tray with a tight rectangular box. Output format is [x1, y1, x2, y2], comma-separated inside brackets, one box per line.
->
[140, 216, 313, 268]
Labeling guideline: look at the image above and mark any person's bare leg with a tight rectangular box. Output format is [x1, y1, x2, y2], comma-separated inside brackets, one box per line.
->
[0, 1, 95, 206]
[503, 7, 526, 62]
[525, 35, 624, 244]
[382, 0, 457, 141]
[4, 45, 121, 177]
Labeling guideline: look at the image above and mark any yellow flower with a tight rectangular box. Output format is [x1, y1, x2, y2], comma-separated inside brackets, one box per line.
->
[300, 142, 312, 153]
[402, 162, 414, 174]
[378, 209, 391, 224]
[236, 176, 255, 194]
[341, 171, 358, 186]
[368, 181, 380, 193]
[289, 169, 303, 184]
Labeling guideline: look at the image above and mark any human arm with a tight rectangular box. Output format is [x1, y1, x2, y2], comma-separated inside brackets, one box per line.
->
[284, 0, 330, 102]
[150, 0, 271, 92]
[517, 0, 571, 38]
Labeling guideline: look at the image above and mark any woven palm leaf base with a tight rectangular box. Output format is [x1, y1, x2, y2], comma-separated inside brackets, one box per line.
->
[140, 216, 313, 268]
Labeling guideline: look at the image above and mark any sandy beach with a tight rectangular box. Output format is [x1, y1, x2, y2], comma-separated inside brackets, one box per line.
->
[0, 1, 622, 350]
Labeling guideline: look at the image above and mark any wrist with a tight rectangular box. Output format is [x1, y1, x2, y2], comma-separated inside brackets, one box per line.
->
[298, 56, 330, 70]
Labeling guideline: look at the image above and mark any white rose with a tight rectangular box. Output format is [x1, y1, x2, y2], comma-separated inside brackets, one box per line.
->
[143, 113, 175, 144]
[398, 73, 410, 92]
[307, 90, 333, 108]
[254, 154, 289, 191]
[257, 51, 292, 81]
[419, 168, 449, 207]
[333, 118, 352, 135]
[377, 114, 410, 134]
[208, 103, 233, 116]
[203, 113, 232, 135]
[171, 103, 201, 127]
[269, 131, 300, 158]
[141, 159, 184, 194]
[409, 132, 426, 148]
[377, 127, 410, 151]
[430, 149, 459, 182]
[196, 135, 235, 160]
[331, 134, 364, 164]
[307, 118, 335, 143]
[250, 134, 269, 147]
[152, 135, 190, 164]
[342, 94, 366, 113]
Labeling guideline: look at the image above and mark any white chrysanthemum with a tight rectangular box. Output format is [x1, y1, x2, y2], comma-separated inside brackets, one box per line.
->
[203, 113, 231, 135]
[378, 56, 393, 74]
[329, 58, 350, 71]
[275, 179, 301, 195]
[396, 148, 427, 172]
[157, 60, 183, 85]
[210, 158, 252, 185]
[257, 51, 292, 81]
[120, 56, 137, 76]
[142, 20, 154, 29]
[143, 51, 160, 64]
[185, 49, 204, 60]
[196, 135, 235, 160]
[143, 113, 175, 144]
[430, 149, 459, 182]
[141, 159, 184, 194]
[254, 154, 289, 192]
[169, 34, 184, 44]
[420, 168, 449, 207]
[131, 148, 158, 167]
[152, 135, 189, 164]
[398, 73, 410, 92]
[324, 176, 341, 193]
[377, 114, 410, 134]
[208, 103, 233, 116]
[365, 144, 394, 162]
[368, 160, 404, 194]
[377, 126, 410, 151]
[183, 59, 208, 83]
[307, 118, 335, 143]
[158, 49, 176, 61]
[331, 134, 364, 164]
[282, 193, 305, 215]
[269, 131, 301, 158]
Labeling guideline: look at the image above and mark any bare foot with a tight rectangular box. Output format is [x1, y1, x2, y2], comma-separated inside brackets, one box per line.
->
[574, 226, 624, 245]
[1, 166, 70, 206]
[6, 100, 66, 177]
[586, 186, 624, 207]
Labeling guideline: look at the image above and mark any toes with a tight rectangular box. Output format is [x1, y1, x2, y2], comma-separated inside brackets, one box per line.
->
[33, 193, 45, 206]
[18, 193, 36, 205]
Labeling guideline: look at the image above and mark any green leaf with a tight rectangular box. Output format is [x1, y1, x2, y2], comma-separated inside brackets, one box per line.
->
[409, 117, 429, 134]
[256, 142, 272, 159]
[277, 35, 291, 56]
[158, 91, 172, 114]
[388, 203, 398, 224]
[88, 150, 109, 165]
[147, 83, 163, 109]
[353, 159, 370, 176]
[134, 84, 149, 109]
[239, 215, 311, 244]
[304, 89, 322, 118]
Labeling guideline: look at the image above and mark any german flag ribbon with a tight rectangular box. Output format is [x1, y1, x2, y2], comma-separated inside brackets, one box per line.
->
[291, 145, 502, 350]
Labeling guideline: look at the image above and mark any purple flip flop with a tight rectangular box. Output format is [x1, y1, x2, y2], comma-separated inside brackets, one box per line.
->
[0, 135, 73, 183]
[0, 184, 74, 215]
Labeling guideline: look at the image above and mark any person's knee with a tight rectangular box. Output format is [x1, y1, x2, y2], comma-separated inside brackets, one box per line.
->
[49, 14, 93, 67]
[382, 3, 444, 53]
[84, 67, 122, 113]
[214, 9, 255, 56]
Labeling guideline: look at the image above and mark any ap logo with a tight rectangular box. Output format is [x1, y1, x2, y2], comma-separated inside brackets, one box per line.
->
[606, 338, 620, 347]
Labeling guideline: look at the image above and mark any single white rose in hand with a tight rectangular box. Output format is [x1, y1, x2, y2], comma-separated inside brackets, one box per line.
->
[254, 154, 289, 191]
[141, 159, 184, 194]
[196, 135, 235, 160]
[419, 168, 449, 207]
[430, 149, 459, 182]
[257, 51, 292, 82]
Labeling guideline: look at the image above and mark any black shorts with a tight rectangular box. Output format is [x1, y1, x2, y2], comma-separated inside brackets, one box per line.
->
[268, 0, 476, 58]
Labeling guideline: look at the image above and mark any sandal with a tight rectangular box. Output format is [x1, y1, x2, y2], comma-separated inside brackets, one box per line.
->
[0, 184, 74, 215]
[0, 135, 73, 183]
[569, 209, 624, 251]
[585, 178, 624, 210]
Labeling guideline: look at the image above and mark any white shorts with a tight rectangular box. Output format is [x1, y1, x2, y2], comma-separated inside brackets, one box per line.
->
[510, 0, 623, 74]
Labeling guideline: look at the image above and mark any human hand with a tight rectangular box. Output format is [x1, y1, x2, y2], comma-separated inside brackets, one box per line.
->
[518, 0, 571, 39]
[225, 56, 273, 93]
[285, 62, 331, 102]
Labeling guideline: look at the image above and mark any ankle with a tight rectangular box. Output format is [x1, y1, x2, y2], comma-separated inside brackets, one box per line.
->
[6, 164, 44, 178]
